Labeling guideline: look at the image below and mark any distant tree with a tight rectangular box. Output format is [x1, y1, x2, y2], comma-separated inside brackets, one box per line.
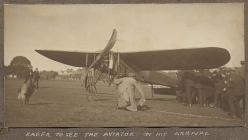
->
[40, 70, 58, 80]
[3, 65, 12, 77]
[10, 56, 31, 66]
[8, 56, 32, 78]
[4, 65, 9, 75]
[52, 71, 58, 80]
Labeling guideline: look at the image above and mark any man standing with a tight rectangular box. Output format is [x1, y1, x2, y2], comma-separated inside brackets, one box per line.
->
[227, 64, 245, 118]
[181, 71, 196, 107]
[24, 67, 33, 82]
[33, 68, 40, 88]
[114, 73, 146, 112]
[194, 71, 215, 107]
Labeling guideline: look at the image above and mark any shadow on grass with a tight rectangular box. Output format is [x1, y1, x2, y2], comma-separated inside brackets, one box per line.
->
[96, 92, 115, 95]
[38, 86, 52, 89]
[138, 105, 151, 111]
[94, 98, 114, 102]
[27, 102, 55, 106]
[147, 98, 176, 102]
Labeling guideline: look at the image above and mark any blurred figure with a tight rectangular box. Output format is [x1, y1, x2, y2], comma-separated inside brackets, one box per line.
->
[114, 73, 146, 111]
[226, 63, 245, 118]
[194, 70, 215, 107]
[180, 71, 196, 107]
[211, 69, 231, 109]
[24, 66, 33, 83]
[33, 68, 40, 88]
[211, 71, 226, 108]
[18, 73, 36, 104]
[175, 71, 185, 103]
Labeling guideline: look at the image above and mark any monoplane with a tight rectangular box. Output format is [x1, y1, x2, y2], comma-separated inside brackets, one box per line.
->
[36, 29, 230, 96]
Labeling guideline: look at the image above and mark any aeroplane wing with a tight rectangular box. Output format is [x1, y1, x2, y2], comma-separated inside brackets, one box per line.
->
[35, 50, 99, 67]
[36, 47, 230, 70]
[119, 47, 230, 71]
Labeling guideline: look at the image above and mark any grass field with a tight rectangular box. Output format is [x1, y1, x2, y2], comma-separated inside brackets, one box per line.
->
[4, 79, 244, 127]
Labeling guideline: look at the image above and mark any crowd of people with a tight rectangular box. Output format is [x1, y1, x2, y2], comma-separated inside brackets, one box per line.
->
[175, 63, 245, 119]
[111, 62, 245, 119]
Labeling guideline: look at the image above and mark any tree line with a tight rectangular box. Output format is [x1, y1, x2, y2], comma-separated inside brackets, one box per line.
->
[4, 56, 58, 80]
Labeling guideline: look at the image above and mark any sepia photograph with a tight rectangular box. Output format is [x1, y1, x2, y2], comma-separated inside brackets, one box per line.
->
[4, 3, 245, 127]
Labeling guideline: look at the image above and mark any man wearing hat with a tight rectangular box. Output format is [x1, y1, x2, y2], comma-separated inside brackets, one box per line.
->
[33, 68, 40, 88]
[114, 72, 146, 111]
[226, 61, 245, 118]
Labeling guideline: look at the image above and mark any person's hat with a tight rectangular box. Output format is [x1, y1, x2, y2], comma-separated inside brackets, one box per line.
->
[240, 61, 245, 66]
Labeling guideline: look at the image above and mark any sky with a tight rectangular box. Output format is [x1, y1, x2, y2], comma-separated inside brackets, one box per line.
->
[4, 3, 244, 71]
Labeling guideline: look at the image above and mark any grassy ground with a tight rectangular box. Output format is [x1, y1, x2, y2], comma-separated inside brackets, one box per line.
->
[4, 79, 244, 127]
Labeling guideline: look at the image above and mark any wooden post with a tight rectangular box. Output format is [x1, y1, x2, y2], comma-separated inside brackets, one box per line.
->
[116, 53, 120, 74]
[151, 84, 154, 98]
[85, 53, 88, 67]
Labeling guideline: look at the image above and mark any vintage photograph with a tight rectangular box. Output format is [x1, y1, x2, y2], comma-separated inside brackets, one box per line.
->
[4, 3, 245, 127]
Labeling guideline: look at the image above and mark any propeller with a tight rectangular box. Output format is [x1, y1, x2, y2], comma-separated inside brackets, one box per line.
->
[83, 29, 117, 88]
